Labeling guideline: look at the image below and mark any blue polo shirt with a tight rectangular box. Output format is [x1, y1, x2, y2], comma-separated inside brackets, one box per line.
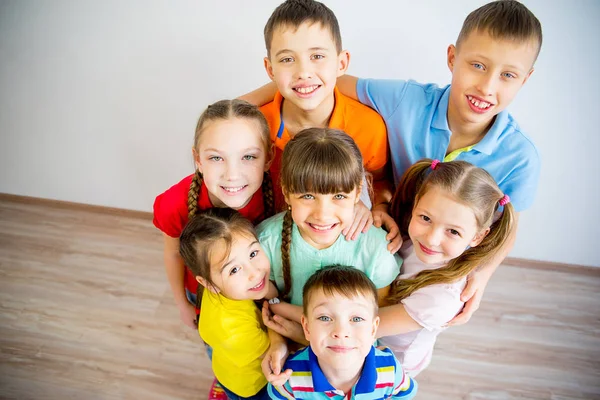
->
[268, 346, 417, 400]
[356, 79, 541, 212]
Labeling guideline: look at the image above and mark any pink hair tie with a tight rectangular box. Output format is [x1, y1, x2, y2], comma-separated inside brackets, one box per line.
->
[499, 194, 511, 206]
[430, 159, 441, 170]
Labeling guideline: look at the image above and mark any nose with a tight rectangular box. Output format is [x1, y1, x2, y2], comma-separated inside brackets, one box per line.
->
[314, 199, 334, 220]
[294, 58, 313, 80]
[224, 159, 241, 181]
[476, 73, 497, 97]
[425, 227, 443, 247]
[332, 320, 350, 339]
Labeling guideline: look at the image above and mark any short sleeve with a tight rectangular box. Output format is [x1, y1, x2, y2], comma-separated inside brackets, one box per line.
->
[152, 176, 191, 238]
[499, 146, 541, 212]
[268, 381, 296, 400]
[389, 348, 418, 399]
[356, 78, 410, 120]
[364, 228, 402, 289]
[219, 310, 270, 368]
[401, 284, 464, 331]
[257, 214, 285, 285]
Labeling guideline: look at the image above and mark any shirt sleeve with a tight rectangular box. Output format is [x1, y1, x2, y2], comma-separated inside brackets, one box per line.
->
[498, 146, 541, 212]
[257, 215, 284, 284]
[218, 310, 270, 369]
[152, 182, 189, 238]
[365, 228, 402, 289]
[391, 349, 418, 399]
[268, 381, 296, 400]
[401, 284, 464, 331]
[356, 78, 410, 120]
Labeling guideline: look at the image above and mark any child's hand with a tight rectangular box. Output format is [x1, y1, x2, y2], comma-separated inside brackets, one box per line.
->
[178, 302, 198, 329]
[262, 301, 308, 345]
[372, 204, 403, 253]
[261, 338, 292, 387]
[343, 200, 373, 241]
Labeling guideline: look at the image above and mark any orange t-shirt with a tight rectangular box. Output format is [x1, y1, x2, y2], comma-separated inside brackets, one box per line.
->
[260, 87, 388, 211]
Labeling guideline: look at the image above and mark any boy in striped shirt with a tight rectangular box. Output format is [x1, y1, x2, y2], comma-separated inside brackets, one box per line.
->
[268, 266, 417, 400]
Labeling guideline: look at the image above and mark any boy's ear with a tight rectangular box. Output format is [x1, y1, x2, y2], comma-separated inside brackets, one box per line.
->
[522, 68, 535, 86]
[447, 44, 457, 73]
[195, 276, 220, 294]
[301, 315, 311, 341]
[469, 227, 490, 248]
[372, 315, 380, 338]
[192, 148, 202, 173]
[264, 57, 276, 81]
[336, 50, 351, 77]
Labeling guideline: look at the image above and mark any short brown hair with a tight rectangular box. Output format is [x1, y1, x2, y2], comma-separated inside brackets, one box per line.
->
[264, 0, 342, 57]
[302, 265, 378, 316]
[457, 0, 543, 61]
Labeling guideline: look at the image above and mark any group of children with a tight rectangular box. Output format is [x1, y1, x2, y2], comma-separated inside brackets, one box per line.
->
[153, 0, 542, 399]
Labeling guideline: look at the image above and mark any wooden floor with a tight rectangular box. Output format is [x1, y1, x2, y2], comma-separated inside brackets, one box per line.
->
[0, 196, 599, 400]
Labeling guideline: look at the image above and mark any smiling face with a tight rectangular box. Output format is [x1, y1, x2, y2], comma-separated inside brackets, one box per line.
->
[199, 232, 271, 301]
[446, 30, 537, 132]
[301, 289, 379, 371]
[285, 188, 360, 250]
[264, 21, 349, 113]
[193, 117, 270, 210]
[408, 186, 488, 265]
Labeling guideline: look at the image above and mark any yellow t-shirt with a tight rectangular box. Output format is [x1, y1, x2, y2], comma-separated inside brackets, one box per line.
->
[199, 290, 269, 397]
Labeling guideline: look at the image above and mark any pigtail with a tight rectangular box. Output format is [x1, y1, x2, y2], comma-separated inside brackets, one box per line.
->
[390, 159, 434, 236]
[280, 209, 294, 301]
[187, 170, 203, 219]
[261, 171, 275, 219]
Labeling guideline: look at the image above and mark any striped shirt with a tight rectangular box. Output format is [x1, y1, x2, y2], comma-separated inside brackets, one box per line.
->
[268, 346, 417, 400]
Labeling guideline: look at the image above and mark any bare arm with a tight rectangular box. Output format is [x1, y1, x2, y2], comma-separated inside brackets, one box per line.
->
[376, 303, 423, 338]
[270, 301, 303, 323]
[448, 212, 520, 325]
[336, 75, 359, 101]
[163, 234, 197, 328]
[238, 82, 278, 106]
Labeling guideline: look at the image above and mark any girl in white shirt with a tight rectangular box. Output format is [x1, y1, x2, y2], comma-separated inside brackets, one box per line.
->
[377, 158, 515, 376]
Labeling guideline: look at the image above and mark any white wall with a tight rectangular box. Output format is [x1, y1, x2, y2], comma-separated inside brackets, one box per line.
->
[1, 1, 598, 267]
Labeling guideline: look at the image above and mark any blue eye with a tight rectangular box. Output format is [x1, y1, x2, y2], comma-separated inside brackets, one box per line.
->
[318, 316, 331, 322]
[472, 63, 484, 70]
[301, 194, 315, 200]
[502, 72, 516, 79]
[351, 317, 364, 323]
[242, 155, 257, 161]
[209, 156, 223, 162]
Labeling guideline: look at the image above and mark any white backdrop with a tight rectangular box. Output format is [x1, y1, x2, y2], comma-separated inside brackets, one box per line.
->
[1, 0, 599, 267]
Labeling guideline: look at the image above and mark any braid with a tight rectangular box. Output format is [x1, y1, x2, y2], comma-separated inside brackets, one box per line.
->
[280, 209, 294, 301]
[261, 171, 275, 219]
[187, 170, 203, 219]
[195, 282, 203, 315]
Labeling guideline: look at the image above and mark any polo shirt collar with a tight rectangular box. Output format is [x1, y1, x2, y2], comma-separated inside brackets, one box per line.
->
[431, 84, 508, 156]
[307, 346, 377, 394]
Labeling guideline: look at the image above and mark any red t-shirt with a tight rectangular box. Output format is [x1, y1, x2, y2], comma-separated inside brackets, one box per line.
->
[153, 174, 265, 295]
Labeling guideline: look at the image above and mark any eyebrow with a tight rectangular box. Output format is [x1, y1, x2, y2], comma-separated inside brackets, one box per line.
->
[274, 47, 330, 58]
[203, 147, 263, 154]
[312, 301, 372, 311]
[219, 240, 259, 273]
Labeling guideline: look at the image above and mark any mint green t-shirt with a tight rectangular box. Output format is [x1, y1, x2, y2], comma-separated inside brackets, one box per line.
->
[256, 212, 402, 306]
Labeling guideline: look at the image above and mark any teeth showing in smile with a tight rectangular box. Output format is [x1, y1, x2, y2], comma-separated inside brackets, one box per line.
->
[294, 85, 319, 94]
[309, 223, 336, 231]
[222, 186, 246, 193]
[467, 95, 491, 109]
[250, 279, 264, 290]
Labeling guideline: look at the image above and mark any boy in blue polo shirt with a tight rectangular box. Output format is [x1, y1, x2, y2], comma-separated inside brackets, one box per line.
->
[336, 1, 542, 326]
[267, 266, 417, 400]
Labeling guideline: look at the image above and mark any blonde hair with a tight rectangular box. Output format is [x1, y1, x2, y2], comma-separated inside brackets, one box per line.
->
[187, 99, 275, 220]
[388, 159, 515, 303]
[179, 208, 257, 309]
[279, 128, 364, 301]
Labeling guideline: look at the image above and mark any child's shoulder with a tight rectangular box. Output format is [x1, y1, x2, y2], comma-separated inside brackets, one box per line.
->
[256, 211, 286, 236]
[152, 174, 195, 236]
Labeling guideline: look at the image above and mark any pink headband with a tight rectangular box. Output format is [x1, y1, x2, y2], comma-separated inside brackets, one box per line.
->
[431, 159, 441, 170]
[499, 194, 510, 206]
